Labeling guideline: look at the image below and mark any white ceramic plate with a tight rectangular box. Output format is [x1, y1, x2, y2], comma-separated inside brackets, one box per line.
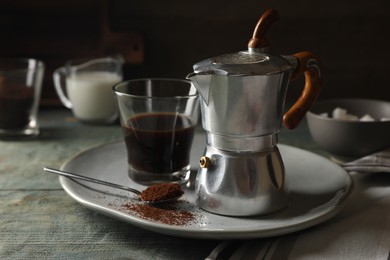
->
[60, 140, 353, 240]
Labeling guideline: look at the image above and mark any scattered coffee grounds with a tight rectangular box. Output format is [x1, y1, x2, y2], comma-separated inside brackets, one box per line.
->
[122, 201, 196, 226]
[140, 183, 184, 203]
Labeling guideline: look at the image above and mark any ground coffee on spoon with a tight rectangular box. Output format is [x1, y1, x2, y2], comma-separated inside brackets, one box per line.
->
[140, 183, 184, 203]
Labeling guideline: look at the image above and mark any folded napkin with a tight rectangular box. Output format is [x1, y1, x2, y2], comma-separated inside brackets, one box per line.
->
[205, 239, 295, 260]
[342, 147, 390, 173]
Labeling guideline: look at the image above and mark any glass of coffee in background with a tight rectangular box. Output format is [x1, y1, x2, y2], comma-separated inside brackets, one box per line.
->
[113, 78, 199, 185]
[0, 58, 44, 138]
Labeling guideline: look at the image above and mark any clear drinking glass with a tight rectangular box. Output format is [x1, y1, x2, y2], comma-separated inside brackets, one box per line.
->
[0, 58, 45, 138]
[113, 78, 199, 185]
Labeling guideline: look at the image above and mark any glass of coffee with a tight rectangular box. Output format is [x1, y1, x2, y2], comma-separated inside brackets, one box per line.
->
[113, 78, 199, 185]
[0, 58, 45, 138]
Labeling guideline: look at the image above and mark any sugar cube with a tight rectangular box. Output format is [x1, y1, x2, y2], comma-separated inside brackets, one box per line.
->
[359, 114, 375, 122]
[332, 108, 348, 120]
[318, 112, 329, 117]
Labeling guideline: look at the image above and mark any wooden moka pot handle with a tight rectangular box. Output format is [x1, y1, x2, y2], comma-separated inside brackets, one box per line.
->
[248, 9, 279, 49]
[248, 9, 322, 129]
[283, 51, 322, 129]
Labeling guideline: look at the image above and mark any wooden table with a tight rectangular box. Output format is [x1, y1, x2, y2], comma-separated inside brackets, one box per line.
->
[1, 109, 389, 259]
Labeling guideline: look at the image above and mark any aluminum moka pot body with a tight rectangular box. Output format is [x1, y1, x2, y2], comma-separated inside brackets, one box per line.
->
[188, 72, 293, 216]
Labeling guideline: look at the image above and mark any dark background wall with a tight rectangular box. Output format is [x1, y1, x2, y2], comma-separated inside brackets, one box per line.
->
[1, 0, 389, 106]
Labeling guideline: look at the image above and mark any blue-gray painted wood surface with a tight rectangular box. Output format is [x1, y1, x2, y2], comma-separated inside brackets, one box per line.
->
[0, 109, 322, 259]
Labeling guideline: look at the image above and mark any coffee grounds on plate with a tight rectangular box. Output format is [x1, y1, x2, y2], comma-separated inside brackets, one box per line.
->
[122, 201, 196, 226]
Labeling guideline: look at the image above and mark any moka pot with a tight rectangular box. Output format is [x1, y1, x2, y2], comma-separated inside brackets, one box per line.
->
[187, 9, 322, 216]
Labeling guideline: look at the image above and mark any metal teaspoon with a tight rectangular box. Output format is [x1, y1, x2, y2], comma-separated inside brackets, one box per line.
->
[43, 167, 184, 204]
